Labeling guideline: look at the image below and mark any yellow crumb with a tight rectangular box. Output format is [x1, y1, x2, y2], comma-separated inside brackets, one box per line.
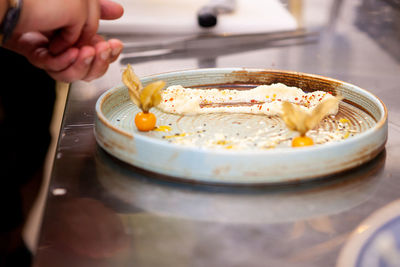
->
[154, 125, 172, 132]
[339, 118, 350, 124]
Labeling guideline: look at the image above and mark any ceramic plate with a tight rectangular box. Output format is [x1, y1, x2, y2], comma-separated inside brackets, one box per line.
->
[337, 199, 400, 267]
[94, 68, 388, 184]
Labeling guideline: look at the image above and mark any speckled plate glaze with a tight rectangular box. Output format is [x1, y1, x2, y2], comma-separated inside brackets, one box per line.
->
[94, 68, 388, 185]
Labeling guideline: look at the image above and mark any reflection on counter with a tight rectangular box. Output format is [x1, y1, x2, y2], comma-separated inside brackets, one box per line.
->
[95, 147, 386, 224]
[35, 198, 131, 267]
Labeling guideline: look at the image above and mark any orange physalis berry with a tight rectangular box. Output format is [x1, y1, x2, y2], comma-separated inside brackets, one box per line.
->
[292, 136, 314, 147]
[135, 112, 156, 131]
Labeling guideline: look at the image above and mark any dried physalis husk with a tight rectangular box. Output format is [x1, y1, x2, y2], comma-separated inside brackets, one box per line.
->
[281, 96, 342, 136]
[122, 64, 165, 112]
[122, 64, 142, 108]
[140, 80, 164, 112]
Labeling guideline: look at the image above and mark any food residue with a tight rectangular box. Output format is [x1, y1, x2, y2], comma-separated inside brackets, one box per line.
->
[154, 125, 172, 132]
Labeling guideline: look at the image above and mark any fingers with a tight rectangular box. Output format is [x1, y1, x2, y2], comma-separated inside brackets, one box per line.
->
[108, 38, 123, 63]
[10, 32, 123, 82]
[4, 32, 48, 56]
[83, 38, 123, 81]
[75, 0, 101, 48]
[91, 36, 123, 62]
[16, 0, 123, 56]
[30, 47, 80, 72]
[49, 21, 86, 55]
[83, 41, 111, 81]
[46, 38, 123, 82]
[47, 46, 96, 82]
[49, 0, 102, 54]
[100, 0, 124, 20]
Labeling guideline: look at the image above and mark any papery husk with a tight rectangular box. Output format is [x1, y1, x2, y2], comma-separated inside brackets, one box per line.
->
[122, 64, 165, 112]
[122, 65, 142, 107]
[281, 96, 341, 136]
[140, 80, 165, 112]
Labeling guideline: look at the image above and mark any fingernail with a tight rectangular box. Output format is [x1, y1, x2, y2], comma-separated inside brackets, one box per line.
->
[84, 56, 94, 65]
[111, 47, 122, 57]
[100, 49, 111, 60]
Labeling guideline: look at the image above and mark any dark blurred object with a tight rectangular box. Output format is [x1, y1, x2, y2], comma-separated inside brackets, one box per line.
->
[0, 47, 55, 266]
[355, 0, 400, 61]
[197, 0, 236, 28]
[383, 0, 400, 8]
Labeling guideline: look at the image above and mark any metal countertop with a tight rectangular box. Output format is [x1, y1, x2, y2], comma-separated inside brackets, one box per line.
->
[34, 1, 400, 266]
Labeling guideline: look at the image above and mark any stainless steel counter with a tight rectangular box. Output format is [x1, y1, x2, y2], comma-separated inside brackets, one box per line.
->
[33, 1, 400, 266]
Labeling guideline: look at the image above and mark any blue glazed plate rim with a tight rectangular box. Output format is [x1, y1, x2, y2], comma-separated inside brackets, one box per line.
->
[338, 199, 400, 267]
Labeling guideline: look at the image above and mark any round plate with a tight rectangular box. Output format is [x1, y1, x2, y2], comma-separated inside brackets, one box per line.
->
[94, 68, 388, 185]
[337, 199, 400, 267]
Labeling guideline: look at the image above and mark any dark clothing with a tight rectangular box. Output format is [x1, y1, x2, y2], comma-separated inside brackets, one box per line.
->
[0, 47, 56, 266]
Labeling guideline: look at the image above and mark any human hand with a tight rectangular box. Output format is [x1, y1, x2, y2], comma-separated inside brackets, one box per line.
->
[5, 32, 123, 82]
[3, 0, 124, 82]
[15, 0, 124, 54]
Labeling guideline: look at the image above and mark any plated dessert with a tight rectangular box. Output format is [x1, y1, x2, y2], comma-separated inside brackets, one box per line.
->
[122, 65, 352, 149]
[95, 68, 387, 184]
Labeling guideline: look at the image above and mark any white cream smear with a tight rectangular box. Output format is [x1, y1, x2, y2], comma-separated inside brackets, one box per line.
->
[157, 83, 339, 116]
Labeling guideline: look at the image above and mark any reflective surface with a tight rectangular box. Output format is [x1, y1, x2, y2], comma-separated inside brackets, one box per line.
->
[34, 1, 400, 266]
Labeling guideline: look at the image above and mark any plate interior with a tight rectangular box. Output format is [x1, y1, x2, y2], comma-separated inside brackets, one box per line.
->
[104, 84, 377, 151]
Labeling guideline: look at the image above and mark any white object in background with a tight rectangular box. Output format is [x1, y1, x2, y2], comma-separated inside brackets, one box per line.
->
[99, 0, 297, 35]
[337, 199, 400, 267]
